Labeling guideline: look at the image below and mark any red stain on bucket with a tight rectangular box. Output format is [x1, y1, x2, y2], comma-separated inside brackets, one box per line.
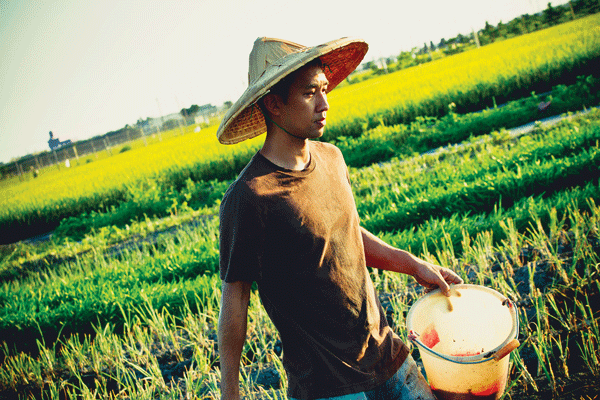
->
[431, 388, 499, 400]
[406, 285, 519, 400]
[452, 350, 481, 357]
[431, 378, 503, 400]
[421, 324, 440, 348]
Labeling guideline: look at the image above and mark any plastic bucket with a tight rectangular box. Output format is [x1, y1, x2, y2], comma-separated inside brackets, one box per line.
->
[406, 284, 520, 400]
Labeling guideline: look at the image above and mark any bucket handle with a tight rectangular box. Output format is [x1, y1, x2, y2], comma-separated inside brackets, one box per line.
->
[493, 339, 520, 361]
[408, 334, 492, 364]
[408, 297, 520, 365]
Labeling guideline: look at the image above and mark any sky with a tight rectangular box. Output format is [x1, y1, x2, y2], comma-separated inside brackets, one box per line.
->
[0, 0, 570, 164]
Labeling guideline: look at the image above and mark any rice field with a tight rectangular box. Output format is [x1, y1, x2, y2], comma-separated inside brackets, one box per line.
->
[1, 13, 600, 244]
[0, 13, 599, 400]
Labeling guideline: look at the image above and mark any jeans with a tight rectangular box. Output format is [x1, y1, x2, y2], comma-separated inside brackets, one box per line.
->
[290, 355, 436, 400]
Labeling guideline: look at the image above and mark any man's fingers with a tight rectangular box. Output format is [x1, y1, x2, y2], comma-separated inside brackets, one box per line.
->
[438, 278, 451, 296]
[418, 263, 464, 296]
[440, 268, 464, 285]
[433, 268, 463, 296]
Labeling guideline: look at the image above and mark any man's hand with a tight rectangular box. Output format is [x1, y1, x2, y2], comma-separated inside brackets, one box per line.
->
[410, 257, 463, 296]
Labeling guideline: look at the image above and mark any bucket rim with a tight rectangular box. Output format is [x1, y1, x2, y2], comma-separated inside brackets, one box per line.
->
[406, 284, 519, 364]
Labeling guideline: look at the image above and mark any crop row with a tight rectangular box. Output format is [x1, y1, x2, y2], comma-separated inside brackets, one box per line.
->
[0, 218, 221, 355]
[356, 112, 600, 233]
[1, 198, 598, 398]
[0, 188, 590, 353]
[1, 110, 599, 354]
[0, 129, 260, 244]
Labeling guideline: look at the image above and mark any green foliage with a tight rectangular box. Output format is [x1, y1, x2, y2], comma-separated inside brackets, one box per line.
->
[2, 108, 600, 355]
[1, 104, 600, 400]
[54, 178, 229, 241]
[354, 110, 600, 234]
[336, 75, 600, 168]
[0, 219, 220, 353]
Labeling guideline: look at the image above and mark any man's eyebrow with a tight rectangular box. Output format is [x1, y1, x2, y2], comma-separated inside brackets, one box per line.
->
[304, 80, 329, 90]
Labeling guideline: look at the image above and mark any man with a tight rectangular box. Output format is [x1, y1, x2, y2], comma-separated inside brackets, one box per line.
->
[217, 37, 463, 400]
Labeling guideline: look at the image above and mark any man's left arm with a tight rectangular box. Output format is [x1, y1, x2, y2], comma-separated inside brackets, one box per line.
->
[361, 227, 463, 296]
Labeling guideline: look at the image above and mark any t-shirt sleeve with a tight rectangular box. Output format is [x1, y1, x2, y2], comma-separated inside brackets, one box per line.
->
[219, 183, 262, 283]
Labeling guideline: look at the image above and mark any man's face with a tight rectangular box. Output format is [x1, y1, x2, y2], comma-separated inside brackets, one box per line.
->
[277, 65, 330, 140]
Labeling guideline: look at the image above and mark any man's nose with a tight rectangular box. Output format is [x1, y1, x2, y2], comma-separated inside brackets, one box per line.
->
[317, 91, 329, 112]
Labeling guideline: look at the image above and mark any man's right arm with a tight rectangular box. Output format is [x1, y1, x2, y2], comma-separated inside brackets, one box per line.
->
[218, 280, 252, 400]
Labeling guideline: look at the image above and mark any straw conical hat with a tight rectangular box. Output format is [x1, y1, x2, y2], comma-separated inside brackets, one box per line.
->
[217, 37, 369, 144]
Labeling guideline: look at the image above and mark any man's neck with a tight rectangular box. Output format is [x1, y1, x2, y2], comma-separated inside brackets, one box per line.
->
[260, 128, 311, 171]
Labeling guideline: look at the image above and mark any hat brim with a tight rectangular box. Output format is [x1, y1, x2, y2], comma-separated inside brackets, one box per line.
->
[217, 37, 369, 145]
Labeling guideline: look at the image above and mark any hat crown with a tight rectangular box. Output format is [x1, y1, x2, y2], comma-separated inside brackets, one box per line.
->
[217, 37, 368, 145]
[248, 37, 307, 85]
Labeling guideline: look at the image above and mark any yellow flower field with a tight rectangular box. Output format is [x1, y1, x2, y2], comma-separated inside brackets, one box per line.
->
[1, 14, 599, 240]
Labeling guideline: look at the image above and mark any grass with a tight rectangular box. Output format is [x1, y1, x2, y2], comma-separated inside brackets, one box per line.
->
[1, 110, 599, 399]
[0, 202, 598, 399]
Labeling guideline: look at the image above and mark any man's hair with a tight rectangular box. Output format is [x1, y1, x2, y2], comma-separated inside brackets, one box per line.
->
[257, 58, 323, 121]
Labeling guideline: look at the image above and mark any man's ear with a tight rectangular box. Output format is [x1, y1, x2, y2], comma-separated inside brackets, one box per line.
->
[262, 93, 283, 117]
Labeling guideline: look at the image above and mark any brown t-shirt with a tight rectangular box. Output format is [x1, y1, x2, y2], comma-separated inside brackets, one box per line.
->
[219, 141, 408, 399]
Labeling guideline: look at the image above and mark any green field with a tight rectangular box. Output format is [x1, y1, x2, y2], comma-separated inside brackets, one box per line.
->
[2, 109, 599, 399]
[1, 14, 599, 244]
[0, 14, 599, 400]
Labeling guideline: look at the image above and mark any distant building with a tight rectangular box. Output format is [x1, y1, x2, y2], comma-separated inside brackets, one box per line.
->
[48, 131, 72, 151]
[195, 115, 209, 125]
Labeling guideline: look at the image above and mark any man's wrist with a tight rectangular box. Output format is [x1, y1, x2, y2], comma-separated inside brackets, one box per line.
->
[392, 248, 420, 276]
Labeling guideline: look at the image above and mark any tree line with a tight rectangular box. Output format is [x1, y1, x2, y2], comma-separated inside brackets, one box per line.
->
[356, 0, 600, 79]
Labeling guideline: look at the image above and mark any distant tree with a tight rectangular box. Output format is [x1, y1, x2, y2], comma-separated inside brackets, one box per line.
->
[524, 13, 542, 31]
[507, 17, 528, 36]
[162, 119, 179, 131]
[136, 117, 151, 127]
[496, 21, 508, 38]
[366, 61, 379, 72]
[572, 0, 600, 14]
[397, 51, 417, 69]
[543, 2, 561, 25]
[180, 104, 201, 117]
[188, 104, 200, 115]
[223, 101, 233, 109]
[481, 21, 497, 44]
